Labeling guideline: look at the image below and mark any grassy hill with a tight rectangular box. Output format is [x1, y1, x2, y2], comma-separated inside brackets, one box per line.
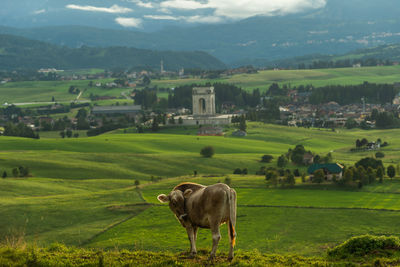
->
[2, 65, 400, 104]
[0, 34, 225, 71]
[1, 123, 400, 258]
[152, 65, 400, 92]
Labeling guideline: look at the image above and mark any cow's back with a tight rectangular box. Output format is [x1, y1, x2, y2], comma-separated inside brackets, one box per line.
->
[187, 183, 231, 228]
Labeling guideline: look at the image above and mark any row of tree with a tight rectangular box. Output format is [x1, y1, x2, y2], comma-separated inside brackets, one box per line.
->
[1, 166, 31, 178]
[309, 82, 398, 105]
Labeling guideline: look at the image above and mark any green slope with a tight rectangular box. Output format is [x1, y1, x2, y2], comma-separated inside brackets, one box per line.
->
[0, 34, 225, 70]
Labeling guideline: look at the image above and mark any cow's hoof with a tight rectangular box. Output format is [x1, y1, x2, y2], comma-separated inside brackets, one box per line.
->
[188, 252, 197, 259]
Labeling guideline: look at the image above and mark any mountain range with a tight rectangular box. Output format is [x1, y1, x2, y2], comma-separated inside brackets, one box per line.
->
[0, 34, 225, 71]
[1, 0, 400, 65]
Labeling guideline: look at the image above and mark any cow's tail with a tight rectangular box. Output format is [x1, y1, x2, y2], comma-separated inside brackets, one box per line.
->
[228, 188, 237, 247]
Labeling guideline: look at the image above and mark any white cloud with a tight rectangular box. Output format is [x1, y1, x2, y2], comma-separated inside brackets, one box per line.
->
[115, 17, 143, 27]
[124, 0, 154, 8]
[184, 15, 222, 23]
[144, 15, 179, 20]
[160, 0, 209, 10]
[136, 1, 154, 8]
[159, 0, 326, 19]
[66, 4, 133, 14]
[33, 9, 46, 15]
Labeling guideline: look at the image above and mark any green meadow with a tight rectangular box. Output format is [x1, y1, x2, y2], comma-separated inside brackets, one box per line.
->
[1, 123, 400, 258]
[2, 65, 400, 105]
[0, 79, 128, 105]
[152, 65, 400, 92]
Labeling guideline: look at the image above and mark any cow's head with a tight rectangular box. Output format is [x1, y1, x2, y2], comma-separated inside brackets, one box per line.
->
[157, 189, 193, 223]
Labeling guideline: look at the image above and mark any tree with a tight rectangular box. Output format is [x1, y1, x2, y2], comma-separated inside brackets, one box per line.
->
[224, 177, 231, 186]
[344, 168, 353, 184]
[2, 171, 7, 178]
[242, 168, 248, 175]
[286, 174, 295, 186]
[277, 155, 288, 168]
[312, 169, 324, 184]
[178, 117, 183, 125]
[200, 146, 215, 158]
[142, 75, 151, 86]
[73, 133, 79, 138]
[59, 131, 65, 138]
[387, 165, 396, 179]
[239, 115, 247, 132]
[301, 173, 306, 183]
[233, 168, 242, 174]
[261, 155, 273, 163]
[376, 166, 384, 182]
[66, 129, 73, 138]
[151, 117, 159, 132]
[12, 168, 19, 177]
[134, 180, 140, 188]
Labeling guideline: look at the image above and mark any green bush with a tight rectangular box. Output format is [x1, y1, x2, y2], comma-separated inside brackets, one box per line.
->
[375, 152, 385, 158]
[261, 155, 273, 163]
[200, 146, 215, 158]
[327, 235, 400, 258]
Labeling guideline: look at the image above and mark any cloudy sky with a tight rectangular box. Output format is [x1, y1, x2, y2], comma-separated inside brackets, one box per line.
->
[0, 0, 327, 29]
[60, 0, 326, 28]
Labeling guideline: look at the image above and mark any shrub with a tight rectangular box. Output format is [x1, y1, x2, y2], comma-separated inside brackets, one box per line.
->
[242, 168, 248, 175]
[301, 173, 306, 183]
[12, 168, 19, 177]
[327, 235, 400, 258]
[224, 177, 231, 186]
[261, 155, 273, 163]
[312, 169, 324, 183]
[375, 152, 385, 158]
[293, 169, 300, 177]
[277, 155, 287, 168]
[387, 165, 396, 179]
[134, 180, 140, 188]
[200, 146, 215, 158]
[233, 168, 242, 175]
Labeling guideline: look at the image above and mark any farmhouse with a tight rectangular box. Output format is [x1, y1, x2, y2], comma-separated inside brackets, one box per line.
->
[92, 105, 141, 115]
[197, 126, 223, 136]
[308, 163, 344, 180]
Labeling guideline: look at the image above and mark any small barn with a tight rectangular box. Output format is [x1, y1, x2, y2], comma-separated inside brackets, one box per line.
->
[308, 163, 344, 180]
[197, 126, 223, 136]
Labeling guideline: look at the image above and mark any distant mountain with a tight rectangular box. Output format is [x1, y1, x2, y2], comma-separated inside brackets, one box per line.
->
[0, 34, 225, 71]
[1, 0, 400, 64]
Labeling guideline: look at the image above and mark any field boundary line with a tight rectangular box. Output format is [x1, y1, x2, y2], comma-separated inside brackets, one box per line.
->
[239, 204, 400, 212]
[81, 203, 152, 246]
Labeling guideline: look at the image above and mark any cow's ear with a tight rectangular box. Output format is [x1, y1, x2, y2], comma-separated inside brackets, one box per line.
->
[183, 189, 193, 198]
[157, 194, 169, 203]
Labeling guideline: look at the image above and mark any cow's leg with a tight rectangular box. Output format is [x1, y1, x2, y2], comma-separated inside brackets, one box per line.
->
[193, 226, 198, 243]
[209, 225, 221, 260]
[186, 225, 197, 257]
[227, 221, 234, 261]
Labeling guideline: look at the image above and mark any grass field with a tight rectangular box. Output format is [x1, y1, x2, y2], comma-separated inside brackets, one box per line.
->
[0, 79, 129, 105]
[152, 65, 400, 92]
[1, 123, 400, 258]
[1, 65, 400, 105]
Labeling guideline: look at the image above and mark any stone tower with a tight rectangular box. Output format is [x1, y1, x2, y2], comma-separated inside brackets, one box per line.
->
[192, 87, 216, 117]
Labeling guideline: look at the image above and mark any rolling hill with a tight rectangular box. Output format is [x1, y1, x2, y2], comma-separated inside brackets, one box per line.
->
[0, 34, 225, 71]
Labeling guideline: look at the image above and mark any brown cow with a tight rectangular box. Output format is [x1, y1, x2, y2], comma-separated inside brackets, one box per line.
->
[157, 182, 237, 260]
